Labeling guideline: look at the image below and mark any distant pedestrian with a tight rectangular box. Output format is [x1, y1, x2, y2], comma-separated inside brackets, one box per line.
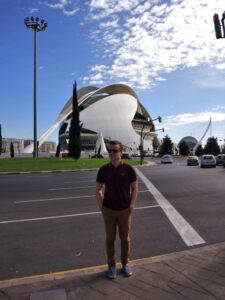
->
[96, 140, 138, 279]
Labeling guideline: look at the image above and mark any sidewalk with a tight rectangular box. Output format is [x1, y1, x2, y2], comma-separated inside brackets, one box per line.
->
[1, 242, 225, 300]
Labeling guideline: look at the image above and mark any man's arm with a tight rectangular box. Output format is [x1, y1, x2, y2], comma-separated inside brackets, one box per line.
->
[96, 181, 104, 210]
[130, 180, 138, 209]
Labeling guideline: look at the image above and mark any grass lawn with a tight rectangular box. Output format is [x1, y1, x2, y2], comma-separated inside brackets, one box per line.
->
[0, 157, 141, 172]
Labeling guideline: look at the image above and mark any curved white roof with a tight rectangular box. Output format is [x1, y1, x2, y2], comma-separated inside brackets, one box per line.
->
[22, 83, 152, 153]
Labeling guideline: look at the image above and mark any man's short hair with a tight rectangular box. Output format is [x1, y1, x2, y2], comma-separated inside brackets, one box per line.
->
[109, 140, 123, 152]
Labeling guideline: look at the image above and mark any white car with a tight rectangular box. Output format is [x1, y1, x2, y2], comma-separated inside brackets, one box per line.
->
[161, 154, 173, 164]
[200, 155, 216, 168]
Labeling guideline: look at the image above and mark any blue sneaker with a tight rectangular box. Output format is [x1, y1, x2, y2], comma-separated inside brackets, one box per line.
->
[105, 267, 117, 279]
[121, 264, 133, 277]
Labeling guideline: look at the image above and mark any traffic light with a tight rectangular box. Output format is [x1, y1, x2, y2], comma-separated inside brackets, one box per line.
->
[213, 14, 223, 39]
[158, 116, 162, 123]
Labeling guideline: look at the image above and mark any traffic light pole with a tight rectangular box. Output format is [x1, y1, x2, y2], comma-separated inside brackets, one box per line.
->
[213, 12, 225, 39]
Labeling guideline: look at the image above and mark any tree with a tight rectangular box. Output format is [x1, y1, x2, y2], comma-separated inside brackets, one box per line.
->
[179, 141, 190, 156]
[0, 124, 2, 155]
[159, 135, 173, 156]
[222, 146, 225, 154]
[204, 136, 220, 156]
[195, 144, 204, 157]
[55, 143, 61, 157]
[68, 81, 83, 159]
[10, 142, 14, 158]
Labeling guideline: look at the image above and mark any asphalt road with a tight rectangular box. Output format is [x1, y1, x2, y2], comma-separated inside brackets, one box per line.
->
[0, 158, 225, 280]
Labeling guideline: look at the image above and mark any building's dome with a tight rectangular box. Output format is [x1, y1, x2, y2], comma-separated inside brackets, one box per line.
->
[179, 136, 198, 150]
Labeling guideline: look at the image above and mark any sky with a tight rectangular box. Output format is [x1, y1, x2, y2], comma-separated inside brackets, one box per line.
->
[1, 0, 225, 147]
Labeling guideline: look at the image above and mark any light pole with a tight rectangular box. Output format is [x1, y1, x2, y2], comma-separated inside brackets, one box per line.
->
[139, 119, 150, 165]
[24, 17, 47, 158]
[139, 116, 162, 165]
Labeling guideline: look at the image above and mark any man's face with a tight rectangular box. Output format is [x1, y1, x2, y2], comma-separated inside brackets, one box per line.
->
[107, 144, 122, 161]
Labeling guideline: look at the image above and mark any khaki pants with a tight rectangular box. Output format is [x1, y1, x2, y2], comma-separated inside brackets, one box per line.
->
[102, 206, 132, 267]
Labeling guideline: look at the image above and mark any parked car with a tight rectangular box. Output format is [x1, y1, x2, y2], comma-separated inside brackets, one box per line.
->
[216, 154, 225, 165]
[91, 154, 104, 158]
[62, 152, 69, 157]
[187, 155, 199, 166]
[161, 154, 173, 164]
[121, 152, 131, 159]
[200, 154, 216, 168]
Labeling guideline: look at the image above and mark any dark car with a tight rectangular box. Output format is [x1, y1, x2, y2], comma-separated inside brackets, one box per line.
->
[216, 154, 225, 165]
[121, 153, 131, 159]
[91, 154, 104, 158]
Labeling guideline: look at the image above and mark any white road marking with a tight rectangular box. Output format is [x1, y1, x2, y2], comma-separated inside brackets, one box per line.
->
[14, 190, 150, 204]
[0, 205, 159, 224]
[48, 185, 95, 191]
[64, 180, 95, 184]
[136, 169, 205, 247]
[14, 195, 94, 204]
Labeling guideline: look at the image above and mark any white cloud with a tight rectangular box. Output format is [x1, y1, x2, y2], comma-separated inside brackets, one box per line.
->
[164, 109, 225, 126]
[82, 0, 225, 89]
[29, 8, 39, 13]
[89, 0, 139, 19]
[45, 0, 79, 16]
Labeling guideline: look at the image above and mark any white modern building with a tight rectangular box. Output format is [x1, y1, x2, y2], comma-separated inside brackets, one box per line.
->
[23, 83, 158, 154]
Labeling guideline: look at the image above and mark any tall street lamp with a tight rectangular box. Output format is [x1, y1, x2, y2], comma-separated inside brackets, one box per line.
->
[139, 116, 162, 165]
[24, 17, 47, 158]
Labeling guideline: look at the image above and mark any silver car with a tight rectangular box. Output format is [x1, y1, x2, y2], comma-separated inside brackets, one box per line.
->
[200, 155, 216, 168]
[161, 154, 173, 164]
[187, 155, 199, 166]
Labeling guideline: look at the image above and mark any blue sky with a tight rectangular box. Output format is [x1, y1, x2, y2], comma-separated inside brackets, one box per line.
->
[1, 0, 225, 146]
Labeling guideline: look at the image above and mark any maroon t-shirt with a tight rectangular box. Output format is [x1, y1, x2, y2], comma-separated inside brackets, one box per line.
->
[96, 162, 137, 210]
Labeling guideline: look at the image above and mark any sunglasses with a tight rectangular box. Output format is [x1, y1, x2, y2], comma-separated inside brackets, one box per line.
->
[107, 149, 119, 153]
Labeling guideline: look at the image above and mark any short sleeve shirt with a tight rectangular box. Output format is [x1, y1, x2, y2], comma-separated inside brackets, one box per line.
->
[96, 162, 137, 210]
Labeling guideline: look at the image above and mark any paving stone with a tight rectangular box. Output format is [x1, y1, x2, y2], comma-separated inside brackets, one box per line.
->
[141, 261, 180, 278]
[182, 266, 217, 280]
[203, 282, 225, 298]
[140, 285, 176, 300]
[136, 270, 176, 295]
[170, 275, 208, 294]
[165, 260, 191, 272]
[172, 294, 190, 300]
[167, 281, 185, 293]
[87, 278, 123, 295]
[180, 287, 218, 300]
[30, 289, 66, 300]
[67, 286, 104, 300]
[212, 274, 225, 286]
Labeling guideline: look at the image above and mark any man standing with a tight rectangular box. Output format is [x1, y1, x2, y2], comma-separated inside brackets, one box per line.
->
[96, 140, 138, 279]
